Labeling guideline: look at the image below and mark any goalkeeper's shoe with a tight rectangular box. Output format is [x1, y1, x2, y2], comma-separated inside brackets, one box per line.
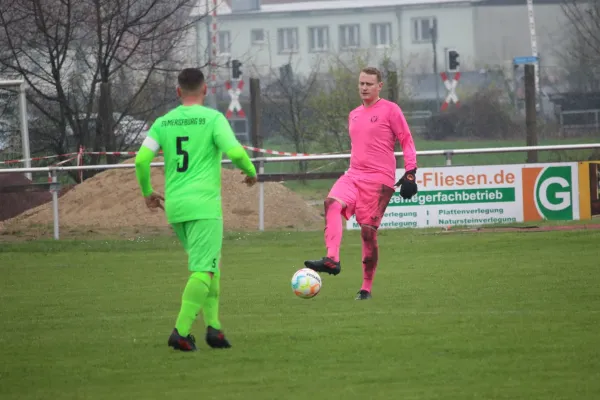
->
[205, 326, 232, 349]
[355, 290, 372, 300]
[303, 257, 341, 276]
[167, 328, 197, 351]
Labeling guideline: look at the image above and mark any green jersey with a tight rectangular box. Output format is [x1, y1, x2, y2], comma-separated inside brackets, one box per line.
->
[143, 105, 242, 223]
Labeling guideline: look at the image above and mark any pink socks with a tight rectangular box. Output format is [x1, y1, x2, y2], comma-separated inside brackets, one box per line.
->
[323, 199, 380, 293]
[324, 199, 343, 262]
[360, 227, 379, 293]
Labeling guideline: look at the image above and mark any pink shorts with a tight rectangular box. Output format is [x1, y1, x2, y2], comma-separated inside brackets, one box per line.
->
[328, 174, 395, 228]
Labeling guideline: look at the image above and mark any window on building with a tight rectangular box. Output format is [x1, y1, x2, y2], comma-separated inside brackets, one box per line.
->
[218, 31, 231, 54]
[412, 17, 436, 43]
[277, 27, 299, 53]
[370, 23, 392, 47]
[309, 26, 329, 52]
[251, 29, 265, 44]
[339, 24, 360, 49]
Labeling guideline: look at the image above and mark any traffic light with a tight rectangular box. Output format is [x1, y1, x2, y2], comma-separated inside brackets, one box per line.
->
[447, 49, 460, 72]
[232, 59, 242, 79]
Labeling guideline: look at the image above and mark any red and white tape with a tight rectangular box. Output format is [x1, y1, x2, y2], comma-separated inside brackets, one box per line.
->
[242, 145, 320, 157]
[80, 150, 142, 156]
[81, 146, 319, 157]
[0, 145, 325, 167]
[76, 146, 320, 157]
[0, 153, 78, 165]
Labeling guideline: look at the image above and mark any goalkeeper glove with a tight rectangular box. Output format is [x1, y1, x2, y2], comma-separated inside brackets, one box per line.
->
[395, 169, 418, 199]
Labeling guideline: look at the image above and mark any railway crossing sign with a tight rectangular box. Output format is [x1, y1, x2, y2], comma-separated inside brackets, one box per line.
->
[440, 71, 460, 111]
[225, 80, 245, 118]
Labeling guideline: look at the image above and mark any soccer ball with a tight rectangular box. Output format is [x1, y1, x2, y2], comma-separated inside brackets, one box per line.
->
[291, 268, 322, 299]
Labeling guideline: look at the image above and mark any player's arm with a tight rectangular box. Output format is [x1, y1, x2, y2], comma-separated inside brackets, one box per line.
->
[213, 113, 257, 179]
[390, 106, 418, 199]
[135, 122, 161, 197]
[226, 146, 257, 178]
[390, 105, 417, 172]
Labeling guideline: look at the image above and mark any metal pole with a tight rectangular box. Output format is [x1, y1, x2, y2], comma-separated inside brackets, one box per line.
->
[526, 0, 541, 112]
[206, 0, 218, 109]
[431, 20, 441, 111]
[18, 83, 32, 180]
[445, 152, 452, 166]
[51, 170, 60, 240]
[2, 143, 600, 173]
[258, 160, 264, 231]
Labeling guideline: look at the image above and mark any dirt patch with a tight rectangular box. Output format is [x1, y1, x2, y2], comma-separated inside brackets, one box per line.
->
[2, 157, 323, 234]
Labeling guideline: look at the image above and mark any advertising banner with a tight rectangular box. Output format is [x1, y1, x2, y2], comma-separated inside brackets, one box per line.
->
[346, 162, 581, 230]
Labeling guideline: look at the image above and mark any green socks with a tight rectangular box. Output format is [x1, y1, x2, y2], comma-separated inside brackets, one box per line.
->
[175, 272, 211, 336]
[174, 272, 222, 336]
[202, 273, 221, 330]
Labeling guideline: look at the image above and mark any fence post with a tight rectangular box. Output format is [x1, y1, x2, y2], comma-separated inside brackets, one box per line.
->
[445, 151, 453, 166]
[258, 160, 265, 231]
[51, 169, 60, 240]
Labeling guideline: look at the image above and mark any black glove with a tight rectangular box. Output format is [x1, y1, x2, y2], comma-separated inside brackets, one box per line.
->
[395, 169, 418, 199]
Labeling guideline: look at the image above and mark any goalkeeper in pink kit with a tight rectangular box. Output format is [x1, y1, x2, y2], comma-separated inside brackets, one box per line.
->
[304, 67, 418, 300]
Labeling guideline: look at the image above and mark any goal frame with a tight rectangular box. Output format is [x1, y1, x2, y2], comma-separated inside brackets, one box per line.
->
[0, 78, 31, 179]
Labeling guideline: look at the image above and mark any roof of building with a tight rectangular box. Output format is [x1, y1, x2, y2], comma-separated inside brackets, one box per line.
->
[222, 0, 477, 15]
[204, 0, 562, 17]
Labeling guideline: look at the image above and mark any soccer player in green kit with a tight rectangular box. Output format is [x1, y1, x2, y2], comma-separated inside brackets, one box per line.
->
[134, 68, 257, 352]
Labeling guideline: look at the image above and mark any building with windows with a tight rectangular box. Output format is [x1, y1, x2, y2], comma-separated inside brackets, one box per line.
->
[195, 0, 568, 79]
[197, 0, 477, 80]
[191, 0, 572, 124]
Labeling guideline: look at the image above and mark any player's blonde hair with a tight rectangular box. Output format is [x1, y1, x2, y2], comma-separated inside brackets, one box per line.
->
[360, 67, 382, 83]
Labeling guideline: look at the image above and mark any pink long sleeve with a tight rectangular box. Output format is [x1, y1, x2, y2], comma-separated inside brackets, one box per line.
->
[389, 104, 417, 172]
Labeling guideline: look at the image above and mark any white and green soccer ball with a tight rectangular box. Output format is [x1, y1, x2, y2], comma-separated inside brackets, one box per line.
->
[291, 268, 322, 299]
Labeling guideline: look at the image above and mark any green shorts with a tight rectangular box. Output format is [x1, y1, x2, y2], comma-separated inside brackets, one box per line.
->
[171, 219, 223, 275]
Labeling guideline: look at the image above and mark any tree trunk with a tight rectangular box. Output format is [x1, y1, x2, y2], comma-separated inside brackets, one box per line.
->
[98, 81, 117, 164]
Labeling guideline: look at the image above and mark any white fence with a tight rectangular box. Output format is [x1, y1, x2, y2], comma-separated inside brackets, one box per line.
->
[1, 143, 599, 240]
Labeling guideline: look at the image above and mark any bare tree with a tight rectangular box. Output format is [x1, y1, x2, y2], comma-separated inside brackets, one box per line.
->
[0, 0, 206, 176]
[560, 0, 600, 91]
[307, 55, 365, 156]
[308, 53, 413, 154]
[261, 62, 320, 173]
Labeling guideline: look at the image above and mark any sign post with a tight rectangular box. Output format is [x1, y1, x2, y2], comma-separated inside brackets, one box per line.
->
[513, 55, 540, 112]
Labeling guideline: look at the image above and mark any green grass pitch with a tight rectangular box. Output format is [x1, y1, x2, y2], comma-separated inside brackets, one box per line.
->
[1, 229, 599, 399]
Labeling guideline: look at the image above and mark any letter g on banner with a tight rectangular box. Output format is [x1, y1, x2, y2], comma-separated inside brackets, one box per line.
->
[535, 166, 573, 220]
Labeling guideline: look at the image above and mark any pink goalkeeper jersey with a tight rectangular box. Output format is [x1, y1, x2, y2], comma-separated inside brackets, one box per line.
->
[345, 98, 417, 188]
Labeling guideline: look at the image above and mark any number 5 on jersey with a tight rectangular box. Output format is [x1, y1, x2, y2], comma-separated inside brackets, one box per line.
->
[176, 136, 189, 172]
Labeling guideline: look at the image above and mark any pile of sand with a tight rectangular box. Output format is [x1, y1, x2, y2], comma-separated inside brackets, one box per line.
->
[3, 158, 322, 232]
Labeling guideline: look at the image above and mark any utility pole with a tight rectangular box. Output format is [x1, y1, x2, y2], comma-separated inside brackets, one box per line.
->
[206, 0, 218, 109]
[525, 64, 538, 163]
[431, 19, 441, 111]
[249, 77, 262, 161]
[526, 0, 542, 114]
